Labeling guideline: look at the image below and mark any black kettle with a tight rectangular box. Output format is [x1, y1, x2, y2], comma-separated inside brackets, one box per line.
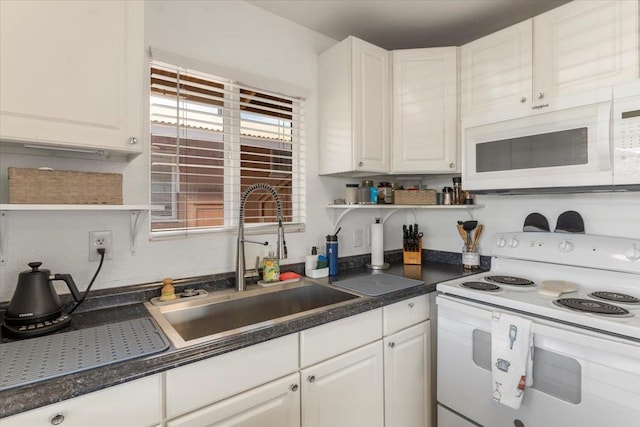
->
[2, 262, 81, 338]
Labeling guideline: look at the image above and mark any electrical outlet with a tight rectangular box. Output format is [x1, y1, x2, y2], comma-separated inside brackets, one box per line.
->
[89, 230, 113, 261]
[353, 228, 363, 248]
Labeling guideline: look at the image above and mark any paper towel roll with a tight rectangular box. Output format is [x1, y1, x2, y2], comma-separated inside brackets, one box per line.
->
[371, 222, 384, 266]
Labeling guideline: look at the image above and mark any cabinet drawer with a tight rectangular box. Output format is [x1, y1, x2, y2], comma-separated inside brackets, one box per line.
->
[166, 334, 298, 419]
[0, 375, 161, 427]
[300, 309, 382, 367]
[383, 295, 429, 336]
[167, 373, 300, 427]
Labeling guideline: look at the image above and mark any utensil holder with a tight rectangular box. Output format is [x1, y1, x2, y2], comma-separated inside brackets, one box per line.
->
[403, 238, 422, 265]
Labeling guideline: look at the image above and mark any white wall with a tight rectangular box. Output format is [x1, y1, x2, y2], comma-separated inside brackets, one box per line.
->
[1, 1, 639, 302]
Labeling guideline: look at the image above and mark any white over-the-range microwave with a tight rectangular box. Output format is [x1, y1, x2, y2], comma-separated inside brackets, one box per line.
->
[462, 81, 640, 193]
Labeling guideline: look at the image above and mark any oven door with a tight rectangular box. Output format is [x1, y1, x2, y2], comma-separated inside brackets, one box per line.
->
[437, 295, 640, 427]
[462, 101, 612, 192]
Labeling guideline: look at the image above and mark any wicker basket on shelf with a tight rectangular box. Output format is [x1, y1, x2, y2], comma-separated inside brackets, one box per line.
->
[8, 167, 123, 204]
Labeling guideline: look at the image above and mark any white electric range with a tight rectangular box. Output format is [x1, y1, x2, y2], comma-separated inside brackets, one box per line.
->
[436, 232, 640, 427]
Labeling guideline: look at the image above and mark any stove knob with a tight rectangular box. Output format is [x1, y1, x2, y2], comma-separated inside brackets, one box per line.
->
[625, 244, 640, 261]
[559, 240, 574, 253]
[509, 237, 519, 248]
[496, 236, 507, 248]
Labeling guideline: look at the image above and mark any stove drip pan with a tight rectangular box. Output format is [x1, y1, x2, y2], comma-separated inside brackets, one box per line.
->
[485, 275, 535, 287]
[553, 298, 634, 317]
[589, 291, 640, 305]
[460, 282, 501, 292]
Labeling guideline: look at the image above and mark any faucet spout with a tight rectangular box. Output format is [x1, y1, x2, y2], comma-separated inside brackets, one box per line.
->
[236, 183, 287, 291]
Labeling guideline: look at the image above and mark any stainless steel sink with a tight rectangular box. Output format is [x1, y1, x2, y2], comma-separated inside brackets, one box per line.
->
[144, 281, 364, 348]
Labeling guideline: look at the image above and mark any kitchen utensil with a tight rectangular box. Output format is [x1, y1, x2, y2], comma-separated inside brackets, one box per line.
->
[2, 262, 81, 339]
[539, 280, 579, 297]
[462, 220, 478, 248]
[456, 223, 468, 243]
[470, 224, 484, 252]
[523, 213, 550, 232]
[555, 211, 585, 233]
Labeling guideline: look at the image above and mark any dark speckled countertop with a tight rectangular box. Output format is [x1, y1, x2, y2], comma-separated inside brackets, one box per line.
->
[0, 259, 482, 418]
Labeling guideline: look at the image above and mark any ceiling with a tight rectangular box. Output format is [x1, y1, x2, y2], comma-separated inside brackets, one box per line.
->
[246, 0, 571, 50]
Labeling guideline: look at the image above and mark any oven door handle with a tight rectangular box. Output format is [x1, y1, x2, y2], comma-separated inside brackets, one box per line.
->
[437, 295, 640, 362]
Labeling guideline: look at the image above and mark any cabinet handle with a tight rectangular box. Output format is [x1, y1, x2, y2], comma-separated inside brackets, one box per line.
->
[520, 96, 527, 103]
[388, 342, 396, 348]
[537, 92, 544, 100]
[358, 161, 363, 167]
[408, 302, 415, 308]
[128, 137, 138, 145]
[50, 414, 65, 425]
[307, 375, 316, 383]
[449, 163, 455, 169]
[290, 384, 299, 392]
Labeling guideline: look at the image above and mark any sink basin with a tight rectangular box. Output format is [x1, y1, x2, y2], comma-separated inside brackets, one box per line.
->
[144, 281, 364, 348]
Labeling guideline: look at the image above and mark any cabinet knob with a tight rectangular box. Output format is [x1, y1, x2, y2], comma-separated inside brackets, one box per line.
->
[408, 302, 415, 308]
[50, 414, 65, 425]
[388, 342, 396, 348]
[520, 96, 527, 103]
[449, 163, 455, 169]
[537, 92, 544, 100]
[358, 161, 363, 167]
[307, 375, 316, 383]
[128, 137, 138, 145]
[290, 384, 299, 392]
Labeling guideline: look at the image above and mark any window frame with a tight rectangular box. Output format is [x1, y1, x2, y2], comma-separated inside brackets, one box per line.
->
[148, 57, 306, 238]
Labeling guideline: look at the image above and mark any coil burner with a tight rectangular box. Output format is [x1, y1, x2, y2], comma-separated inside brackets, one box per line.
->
[589, 291, 640, 305]
[460, 282, 501, 292]
[485, 275, 535, 287]
[553, 298, 633, 318]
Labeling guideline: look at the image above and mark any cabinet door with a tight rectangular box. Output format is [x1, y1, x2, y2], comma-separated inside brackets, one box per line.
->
[534, 0, 639, 104]
[167, 374, 300, 427]
[0, 1, 143, 155]
[460, 20, 532, 119]
[352, 37, 391, 173]
[384, 321, 431, 427]
[0, 375, 162, 427]
[392, 48, 458, 173]
[301, 341, 384, 427]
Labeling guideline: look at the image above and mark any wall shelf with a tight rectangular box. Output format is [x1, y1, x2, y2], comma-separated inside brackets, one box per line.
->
[326, 204, 483, 227]
[0, 205, 161, 265]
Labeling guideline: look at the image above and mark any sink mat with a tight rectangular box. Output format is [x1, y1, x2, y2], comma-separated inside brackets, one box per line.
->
[333, 273, 424, 296]
[0, 317, 169, 391]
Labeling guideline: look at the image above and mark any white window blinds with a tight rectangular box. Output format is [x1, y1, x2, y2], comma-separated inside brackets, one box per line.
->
[150, 61, 306, 234]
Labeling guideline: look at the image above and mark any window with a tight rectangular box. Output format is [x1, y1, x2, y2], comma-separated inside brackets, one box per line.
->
[149, 61, 305, 235]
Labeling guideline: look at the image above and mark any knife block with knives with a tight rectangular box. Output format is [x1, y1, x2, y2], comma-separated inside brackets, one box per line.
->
[403, 224, 423, 265]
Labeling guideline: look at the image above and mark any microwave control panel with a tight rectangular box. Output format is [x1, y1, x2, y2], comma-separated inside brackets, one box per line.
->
[613, 89, 640, 185]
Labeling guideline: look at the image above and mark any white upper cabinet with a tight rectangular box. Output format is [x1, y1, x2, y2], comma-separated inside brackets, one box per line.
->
[461, 0, 638, 122]
[319, 36, 390, 175]
[0, 1, 144, 158]
[460, 20, 533, 119]
[392, 48, 458, 173]
[533, 0, 639, 102]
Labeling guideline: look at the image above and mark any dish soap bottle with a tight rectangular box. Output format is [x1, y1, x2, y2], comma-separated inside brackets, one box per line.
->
[262, 250, 280, 282]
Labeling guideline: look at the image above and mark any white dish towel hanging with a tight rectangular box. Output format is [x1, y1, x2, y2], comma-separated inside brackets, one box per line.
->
[491, 311, 534, 409]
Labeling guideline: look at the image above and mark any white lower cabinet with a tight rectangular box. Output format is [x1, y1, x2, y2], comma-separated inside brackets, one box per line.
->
[165, 334, 299, 419]
[384, 321, 431, 427]
[301, 341, 384, 427]
[167, 373, 301, 427]
[383, 295, 432, 427]
[0, 374, 162, 427]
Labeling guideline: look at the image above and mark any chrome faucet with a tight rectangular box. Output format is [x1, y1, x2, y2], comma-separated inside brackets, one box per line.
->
[236, 183, 287, 291]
